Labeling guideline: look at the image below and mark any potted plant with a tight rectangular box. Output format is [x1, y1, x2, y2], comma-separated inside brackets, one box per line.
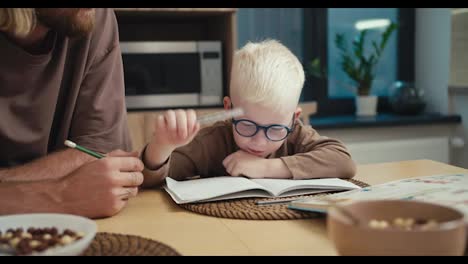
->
[309, 22, 398, 116]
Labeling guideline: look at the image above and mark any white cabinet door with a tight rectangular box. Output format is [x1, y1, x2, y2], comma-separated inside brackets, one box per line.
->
[346, 137, 449, 165]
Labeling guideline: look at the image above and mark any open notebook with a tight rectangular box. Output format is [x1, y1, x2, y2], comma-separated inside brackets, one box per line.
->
[164, 176, 361, 204]
[289, 173, 468, 221]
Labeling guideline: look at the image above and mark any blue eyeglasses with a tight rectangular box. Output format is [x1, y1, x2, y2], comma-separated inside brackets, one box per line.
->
[232, 114, 295, 142]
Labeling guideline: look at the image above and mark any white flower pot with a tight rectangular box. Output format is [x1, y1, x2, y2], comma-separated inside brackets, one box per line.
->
[355, 95, 377, 117]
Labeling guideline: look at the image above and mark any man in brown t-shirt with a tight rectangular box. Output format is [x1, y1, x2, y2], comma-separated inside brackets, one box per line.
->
[0, 8, 143, 218]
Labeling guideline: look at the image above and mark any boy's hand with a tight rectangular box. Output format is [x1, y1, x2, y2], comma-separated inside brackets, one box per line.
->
[145, 109, 200, 169]
[154, 109, 200, 150]
[222, 150, 268, 179]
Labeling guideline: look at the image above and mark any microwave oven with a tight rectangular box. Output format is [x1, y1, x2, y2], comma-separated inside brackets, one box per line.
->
[120, 41, 223, 110]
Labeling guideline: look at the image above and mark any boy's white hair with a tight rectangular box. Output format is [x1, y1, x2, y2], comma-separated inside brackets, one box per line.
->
[230, 39, 305, 113]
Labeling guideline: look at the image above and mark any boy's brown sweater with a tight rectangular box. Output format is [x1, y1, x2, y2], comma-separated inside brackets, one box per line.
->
[144, 120, 356, 185]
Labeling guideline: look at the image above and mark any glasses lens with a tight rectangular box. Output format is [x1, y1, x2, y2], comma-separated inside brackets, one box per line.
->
[266, 126, 289, 141]
[235, 120, 258, 137]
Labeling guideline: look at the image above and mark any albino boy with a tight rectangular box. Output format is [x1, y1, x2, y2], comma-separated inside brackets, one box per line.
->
[141, 40, 356, 187]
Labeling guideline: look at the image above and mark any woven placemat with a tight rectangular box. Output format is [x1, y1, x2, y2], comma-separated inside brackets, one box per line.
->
[178, 178, 369, 220]
[81, 232, 181, 256]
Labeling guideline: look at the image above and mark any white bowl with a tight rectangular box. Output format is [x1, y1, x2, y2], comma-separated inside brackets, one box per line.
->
[0, 213, 97, 256]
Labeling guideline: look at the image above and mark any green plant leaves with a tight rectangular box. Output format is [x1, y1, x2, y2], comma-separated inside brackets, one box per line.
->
[308, 58, 326, 78]
[306, 21, 398, 96]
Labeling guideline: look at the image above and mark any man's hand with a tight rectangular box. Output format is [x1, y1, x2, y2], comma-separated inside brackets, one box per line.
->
[58, 149, 144, 218]
[222, 150, 269, 179]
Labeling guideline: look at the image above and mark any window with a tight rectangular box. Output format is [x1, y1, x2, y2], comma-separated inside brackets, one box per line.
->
[302, 8, 415, 116]
[328, 8, 398, 98]
[237, 8, 304, 61]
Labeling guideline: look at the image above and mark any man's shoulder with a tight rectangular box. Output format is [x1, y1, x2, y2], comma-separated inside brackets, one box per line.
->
[93, 8, 118, 35]
[89, 9, 119, 49]
[68, 9, 118, 56]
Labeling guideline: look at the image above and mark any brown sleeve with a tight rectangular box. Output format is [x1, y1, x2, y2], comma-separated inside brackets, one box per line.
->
[141, 130, 212, 187]
[279, 124, 356, 180]
[167, 123, 231, 180]
[140, 145, 200, 188]
[69, 9, 131, 153]
[141, 156, 171, 188]
[168, 140, 206, 181]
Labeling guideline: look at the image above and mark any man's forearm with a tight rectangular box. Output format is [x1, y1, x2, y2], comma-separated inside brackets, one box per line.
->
[0, 179, 66, 215]
[0, 149, 94, 182]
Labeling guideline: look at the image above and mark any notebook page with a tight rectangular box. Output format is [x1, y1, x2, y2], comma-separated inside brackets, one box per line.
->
[165, 176, 269, 204]
[251, 178, 362, 196]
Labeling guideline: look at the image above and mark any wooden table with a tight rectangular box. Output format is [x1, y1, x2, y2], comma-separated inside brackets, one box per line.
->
[96, 159, 468, 255]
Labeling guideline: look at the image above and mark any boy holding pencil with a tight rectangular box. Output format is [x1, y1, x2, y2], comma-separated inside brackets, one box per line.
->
[141, 40, 356, 187]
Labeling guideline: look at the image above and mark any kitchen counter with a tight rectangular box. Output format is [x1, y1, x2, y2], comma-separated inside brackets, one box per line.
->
[310, 113, 461, 129]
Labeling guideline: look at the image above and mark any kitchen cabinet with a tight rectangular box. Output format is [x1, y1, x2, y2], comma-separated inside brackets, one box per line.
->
[316, 124, 458, 165]
[450, 8, 468, 86]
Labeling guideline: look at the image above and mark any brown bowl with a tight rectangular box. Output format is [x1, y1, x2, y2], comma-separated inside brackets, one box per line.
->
[327, 199, 467, 256]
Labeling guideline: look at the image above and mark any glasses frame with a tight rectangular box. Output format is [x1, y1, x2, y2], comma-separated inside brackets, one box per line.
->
[231, 114, 295, 142]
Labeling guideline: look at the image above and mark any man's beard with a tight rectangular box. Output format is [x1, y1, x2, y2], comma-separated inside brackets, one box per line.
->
[35, 8, 95, 38]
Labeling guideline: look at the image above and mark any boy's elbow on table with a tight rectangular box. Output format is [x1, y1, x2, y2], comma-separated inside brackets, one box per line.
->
[338, 157, 357, 179]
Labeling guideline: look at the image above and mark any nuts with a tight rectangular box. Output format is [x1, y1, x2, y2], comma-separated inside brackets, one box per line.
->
[368, 217, 439, 231]
[368, 219, 389, 229]
[0, 227, 84, 255]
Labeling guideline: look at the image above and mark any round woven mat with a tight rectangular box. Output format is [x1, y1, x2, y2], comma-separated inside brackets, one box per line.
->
[179, 179, 369, 220]
[81, 232, 181, 256]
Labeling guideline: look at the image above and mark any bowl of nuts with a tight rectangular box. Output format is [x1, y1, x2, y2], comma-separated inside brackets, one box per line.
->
[327, 199, 467, 256]
[0, 213, 97, 256]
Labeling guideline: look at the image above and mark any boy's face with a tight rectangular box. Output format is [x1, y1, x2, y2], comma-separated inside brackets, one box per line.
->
[224, 96, 300, 158]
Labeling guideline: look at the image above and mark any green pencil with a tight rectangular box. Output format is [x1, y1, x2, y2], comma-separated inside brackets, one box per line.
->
[64, 140, 104, 159]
